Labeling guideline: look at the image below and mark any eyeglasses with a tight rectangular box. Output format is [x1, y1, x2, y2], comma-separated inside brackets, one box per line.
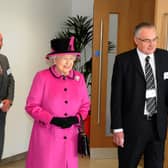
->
[137, 37, 158, 43]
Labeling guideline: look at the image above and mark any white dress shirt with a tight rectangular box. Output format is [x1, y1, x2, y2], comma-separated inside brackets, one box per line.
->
[137, 49, 157, 115]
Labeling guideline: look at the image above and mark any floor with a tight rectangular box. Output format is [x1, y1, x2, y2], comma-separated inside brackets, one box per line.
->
[0, 157, 144, 168]
[0, 157, 118, 168]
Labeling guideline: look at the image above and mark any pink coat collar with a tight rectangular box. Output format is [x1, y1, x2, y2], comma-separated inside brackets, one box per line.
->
[49, 65, 75, 80]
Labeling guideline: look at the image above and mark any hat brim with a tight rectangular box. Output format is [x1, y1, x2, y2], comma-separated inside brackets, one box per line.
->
[46, 52, 81, 59]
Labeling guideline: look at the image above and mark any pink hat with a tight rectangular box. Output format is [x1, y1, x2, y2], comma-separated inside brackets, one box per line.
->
[46, 36, 80, 59]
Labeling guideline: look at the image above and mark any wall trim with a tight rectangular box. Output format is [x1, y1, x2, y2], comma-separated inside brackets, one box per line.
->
[0, 152, 26, 165]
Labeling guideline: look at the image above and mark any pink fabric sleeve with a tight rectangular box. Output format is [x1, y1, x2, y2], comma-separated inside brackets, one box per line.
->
[77, 74, 90, 121]
[25, 72, 53, 124]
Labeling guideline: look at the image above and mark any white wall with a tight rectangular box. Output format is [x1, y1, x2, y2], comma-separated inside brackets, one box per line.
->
[72, 0, 94, 16]
[0, 0, 72, 158]
[72, 0, 94, 67]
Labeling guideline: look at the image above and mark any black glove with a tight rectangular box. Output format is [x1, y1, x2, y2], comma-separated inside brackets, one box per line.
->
[50, 116, 79, 128]
[50, 117, 68, 128]
[66, 116, 79, 126]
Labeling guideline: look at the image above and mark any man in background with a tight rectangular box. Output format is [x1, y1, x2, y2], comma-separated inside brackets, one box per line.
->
[111, 22, 168, 168]
[0, 33, 15, 159]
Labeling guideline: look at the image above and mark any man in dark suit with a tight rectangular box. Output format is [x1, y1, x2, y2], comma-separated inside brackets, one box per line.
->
[0, 33, 15, 159]
[111, 22, 168, 168]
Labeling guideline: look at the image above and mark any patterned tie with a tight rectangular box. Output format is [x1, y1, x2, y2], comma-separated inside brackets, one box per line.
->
[145, 56, 157, 116]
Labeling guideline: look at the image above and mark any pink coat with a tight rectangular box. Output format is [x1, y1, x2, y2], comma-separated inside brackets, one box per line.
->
[25, 66, 90, 168]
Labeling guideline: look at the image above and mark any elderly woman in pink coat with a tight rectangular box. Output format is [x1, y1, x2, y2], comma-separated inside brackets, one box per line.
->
[25, 36, 90, 168]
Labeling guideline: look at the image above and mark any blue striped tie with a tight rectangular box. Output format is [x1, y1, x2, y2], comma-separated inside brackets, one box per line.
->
[145, 56, 157, 116]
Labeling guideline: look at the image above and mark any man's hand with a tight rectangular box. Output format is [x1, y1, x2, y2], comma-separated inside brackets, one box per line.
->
[1, 99, 12, 112]
[112, 131, 124, 148]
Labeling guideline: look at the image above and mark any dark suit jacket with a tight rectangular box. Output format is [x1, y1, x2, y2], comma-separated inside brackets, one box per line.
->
[0, 54, 15, 101]
[111, 48, 168, 140]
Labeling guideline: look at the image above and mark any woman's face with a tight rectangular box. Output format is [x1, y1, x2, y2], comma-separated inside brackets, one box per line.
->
[54, 54, 76, 75]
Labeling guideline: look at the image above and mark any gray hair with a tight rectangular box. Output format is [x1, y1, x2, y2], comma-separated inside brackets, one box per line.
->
[134, 22, 156, 37]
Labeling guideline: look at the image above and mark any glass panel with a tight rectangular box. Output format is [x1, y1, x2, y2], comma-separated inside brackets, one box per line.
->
[106, 13, 118, 135]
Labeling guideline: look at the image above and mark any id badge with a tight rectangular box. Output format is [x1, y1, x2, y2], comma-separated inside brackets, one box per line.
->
[146, 89, 156, 99]
[163, 72, 168, 80]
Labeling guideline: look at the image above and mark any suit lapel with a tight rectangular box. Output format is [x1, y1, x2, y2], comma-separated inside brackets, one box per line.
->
[154, 50, 162, 84]
[132, 49, 145, 80]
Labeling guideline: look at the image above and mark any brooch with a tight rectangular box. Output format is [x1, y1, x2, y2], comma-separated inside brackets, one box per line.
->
[74, 75, 80, 81]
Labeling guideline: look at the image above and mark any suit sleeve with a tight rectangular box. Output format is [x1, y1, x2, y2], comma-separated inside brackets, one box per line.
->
[111, 56, 124, 129]
[6, 57, 15, 101]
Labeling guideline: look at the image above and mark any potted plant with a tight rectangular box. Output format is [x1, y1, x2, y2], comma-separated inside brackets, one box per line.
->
[56, 15, 93, 87]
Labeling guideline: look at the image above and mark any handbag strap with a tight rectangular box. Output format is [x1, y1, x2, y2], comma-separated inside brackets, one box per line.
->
[78, 113, 85, 132]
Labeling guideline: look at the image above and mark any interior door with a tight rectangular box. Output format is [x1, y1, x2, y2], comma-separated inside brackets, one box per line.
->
[90, 0, 155, 151]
